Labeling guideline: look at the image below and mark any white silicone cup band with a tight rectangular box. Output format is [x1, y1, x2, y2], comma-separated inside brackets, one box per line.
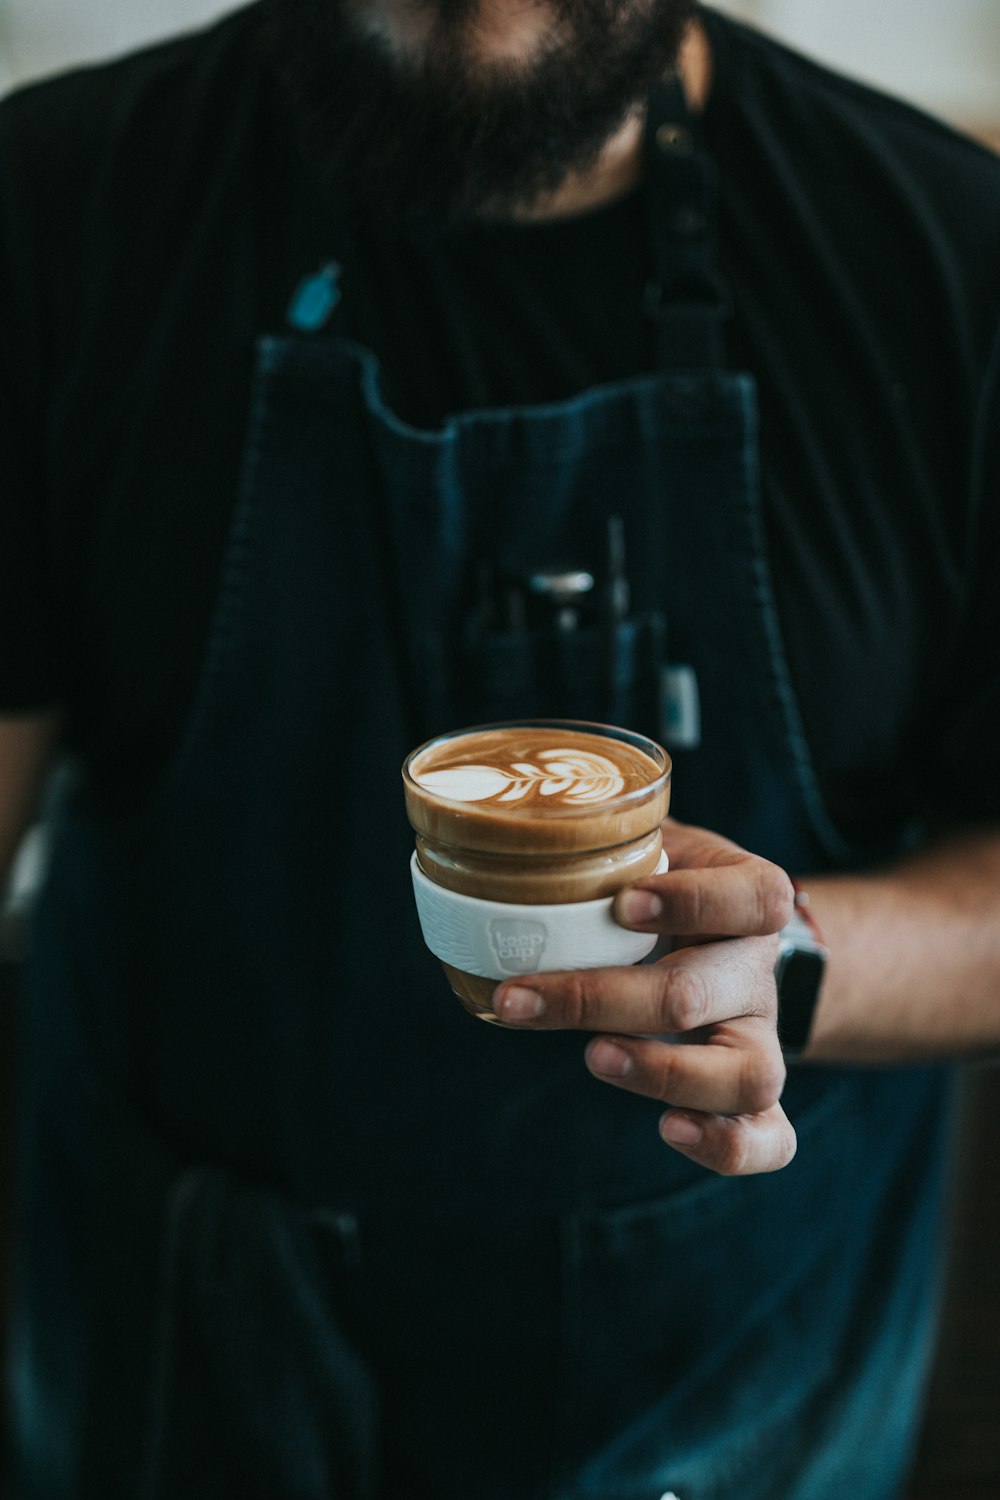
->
[410, 850, 669, 979]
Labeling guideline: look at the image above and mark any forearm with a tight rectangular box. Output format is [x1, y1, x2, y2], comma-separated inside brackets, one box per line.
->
[802, 826, 1000, 1064]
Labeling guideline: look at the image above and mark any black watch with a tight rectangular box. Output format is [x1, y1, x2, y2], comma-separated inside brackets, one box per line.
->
[774, 906, 828, 1061]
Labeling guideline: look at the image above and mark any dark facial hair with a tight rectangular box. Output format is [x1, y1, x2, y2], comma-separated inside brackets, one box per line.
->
[261, 0, 699, 231]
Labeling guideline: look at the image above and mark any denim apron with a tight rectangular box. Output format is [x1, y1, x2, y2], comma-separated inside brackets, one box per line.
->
[13, 81, 949, 1500]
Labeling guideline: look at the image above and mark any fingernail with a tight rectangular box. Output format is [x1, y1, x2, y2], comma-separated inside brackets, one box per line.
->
[587, 1040, 633, 1078]
[617, 889, 663, 926]
[661, 1113, 703, 1146]
[493, 985, 545, 1023]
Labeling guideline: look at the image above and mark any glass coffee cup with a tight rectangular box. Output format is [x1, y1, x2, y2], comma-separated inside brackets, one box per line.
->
[402, 720, 671, 1022]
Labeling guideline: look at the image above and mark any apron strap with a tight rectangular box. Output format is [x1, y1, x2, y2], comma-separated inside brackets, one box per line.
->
[643, 74, 731, 372]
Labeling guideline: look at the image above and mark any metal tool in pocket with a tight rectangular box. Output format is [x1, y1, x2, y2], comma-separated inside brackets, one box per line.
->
[463, 515, 698, 747]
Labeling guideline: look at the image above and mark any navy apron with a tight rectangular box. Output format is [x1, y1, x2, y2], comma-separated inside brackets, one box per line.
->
[12, 81, 950, 1499]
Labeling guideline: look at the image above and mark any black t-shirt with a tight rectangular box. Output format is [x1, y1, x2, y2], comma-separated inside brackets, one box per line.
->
[1, 3, 998, 844]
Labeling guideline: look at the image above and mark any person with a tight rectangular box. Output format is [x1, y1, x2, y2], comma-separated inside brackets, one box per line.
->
[0, 0, 998, 1495]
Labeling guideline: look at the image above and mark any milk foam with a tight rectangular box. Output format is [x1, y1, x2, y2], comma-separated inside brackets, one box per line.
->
[413, 748, 626, 806]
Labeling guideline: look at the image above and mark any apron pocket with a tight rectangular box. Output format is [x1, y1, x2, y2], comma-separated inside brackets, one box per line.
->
[458, 613, 667, 735]
[554, 1077, 860, 1500]
[141, 1168, 377, 1500]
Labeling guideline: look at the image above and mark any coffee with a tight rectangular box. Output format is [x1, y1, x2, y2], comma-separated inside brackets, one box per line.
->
[403, 721, 671, 1019]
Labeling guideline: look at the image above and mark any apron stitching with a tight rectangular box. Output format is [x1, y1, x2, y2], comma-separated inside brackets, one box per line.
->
[738, 406, 854, 864]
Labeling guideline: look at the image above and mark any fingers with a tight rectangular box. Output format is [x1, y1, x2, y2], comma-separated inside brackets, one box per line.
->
[658, 1102, 797, 1177]
[614, 857, 794, 939]
[613, 820, 795, 940]
[486, 820, 799, 1178]
[492, 936, 778, 1037]
[584, 1027, 786, 1117]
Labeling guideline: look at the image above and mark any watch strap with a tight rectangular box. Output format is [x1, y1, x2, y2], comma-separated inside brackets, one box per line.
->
[775, 884, 828, 1062]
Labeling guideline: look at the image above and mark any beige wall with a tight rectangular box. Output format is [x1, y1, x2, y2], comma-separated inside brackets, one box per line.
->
[714, 0, 1000, 145]
[0, 0, 239, 93]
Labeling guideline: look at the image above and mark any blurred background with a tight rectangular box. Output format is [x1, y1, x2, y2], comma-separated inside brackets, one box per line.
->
[1, 0, 999, 145]
[0, 2, 998, 1497]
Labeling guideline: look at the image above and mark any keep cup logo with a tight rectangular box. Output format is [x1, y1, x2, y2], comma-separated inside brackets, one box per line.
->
[489, 919, 548, 974]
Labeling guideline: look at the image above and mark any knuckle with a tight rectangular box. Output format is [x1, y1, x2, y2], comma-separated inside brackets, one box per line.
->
[739, 1048, 786, 1115]
[756, 865, 796, 934]
[559, 971, 599, 1029]
[657, 965, 710, 1033]
[735, 944, 776, 1015]
[684, 880, 708, 932]
[707, 1112, 797, 1178]
[649, 1046, 690, 1105]
[778, 1122, 798, 1169]
[711, 1124, 753, 1178]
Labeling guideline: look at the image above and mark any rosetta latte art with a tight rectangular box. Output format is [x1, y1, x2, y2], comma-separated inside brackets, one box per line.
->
[413, 748, 626, 805]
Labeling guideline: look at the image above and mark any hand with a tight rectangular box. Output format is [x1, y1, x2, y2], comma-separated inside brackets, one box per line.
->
[491, 819, 798, 1177]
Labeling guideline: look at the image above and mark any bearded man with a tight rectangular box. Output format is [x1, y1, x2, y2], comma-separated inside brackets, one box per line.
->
[0, 1, 998, 1496]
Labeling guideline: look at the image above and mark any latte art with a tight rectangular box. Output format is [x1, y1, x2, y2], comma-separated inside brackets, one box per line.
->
[405, 722, 669, 864]
[414, 749, 625, 806]
[403, 721, 672, 1016]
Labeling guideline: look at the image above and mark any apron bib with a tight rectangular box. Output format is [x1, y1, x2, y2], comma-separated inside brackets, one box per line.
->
[13, 81, 949, 1500]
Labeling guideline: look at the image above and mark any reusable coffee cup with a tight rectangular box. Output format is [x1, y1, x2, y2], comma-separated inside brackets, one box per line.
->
[402, 720, 672, 1022]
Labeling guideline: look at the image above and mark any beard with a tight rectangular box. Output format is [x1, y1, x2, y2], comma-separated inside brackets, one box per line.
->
[261, 0, 699, 232]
